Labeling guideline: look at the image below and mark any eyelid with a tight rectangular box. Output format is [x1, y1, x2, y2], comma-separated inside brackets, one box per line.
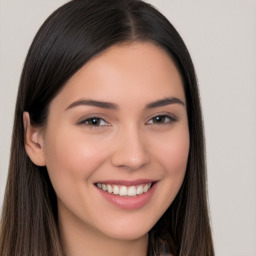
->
[77, 115, 110, 127]
[76, 112, 178, 127]
[146, 114, 177, 125]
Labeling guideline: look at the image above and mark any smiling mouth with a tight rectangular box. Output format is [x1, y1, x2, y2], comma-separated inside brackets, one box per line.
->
[96, 182, 153, 197]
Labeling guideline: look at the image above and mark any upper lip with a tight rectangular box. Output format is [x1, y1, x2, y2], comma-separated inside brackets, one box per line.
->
[95, 179, 157, 186]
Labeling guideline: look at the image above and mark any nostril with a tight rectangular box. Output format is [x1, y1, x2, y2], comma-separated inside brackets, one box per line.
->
[110, 129, 150, 170]
[111, 148, 150, 171]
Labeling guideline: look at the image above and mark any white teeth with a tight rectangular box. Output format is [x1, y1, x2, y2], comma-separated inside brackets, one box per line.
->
[127, 186, 136, 196]
[143, 184, 149, 192]
[107, 184, 112, 193]
[113, 185, 119, 195]
[96, 182, 152, 197]
[119, 186, 128, 196]
[136, 185, 144, 195]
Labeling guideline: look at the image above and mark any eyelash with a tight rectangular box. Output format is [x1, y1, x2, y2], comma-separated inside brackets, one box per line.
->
[78, 114, 176, 128]
[146, 115, 176, 125]
[79, 117, 109, 127]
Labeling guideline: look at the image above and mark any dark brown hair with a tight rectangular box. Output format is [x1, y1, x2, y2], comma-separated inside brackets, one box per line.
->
[0, 0, 214, 255]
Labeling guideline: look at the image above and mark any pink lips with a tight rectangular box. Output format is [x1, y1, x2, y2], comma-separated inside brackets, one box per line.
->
[95, 179, 157, 210]
[96, 179, 155, 186]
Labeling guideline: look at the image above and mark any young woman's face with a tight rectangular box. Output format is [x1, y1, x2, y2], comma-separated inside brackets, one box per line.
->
[41, 42, 189, 241]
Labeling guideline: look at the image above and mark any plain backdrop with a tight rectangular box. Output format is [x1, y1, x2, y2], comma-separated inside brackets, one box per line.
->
[0, 0, 255, 255]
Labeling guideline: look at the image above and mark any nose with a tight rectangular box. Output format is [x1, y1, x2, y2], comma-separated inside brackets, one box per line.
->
[111, 126, 150, 171]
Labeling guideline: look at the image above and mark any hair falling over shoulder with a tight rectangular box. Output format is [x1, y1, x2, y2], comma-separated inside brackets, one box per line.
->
[0, 0, 214, 255]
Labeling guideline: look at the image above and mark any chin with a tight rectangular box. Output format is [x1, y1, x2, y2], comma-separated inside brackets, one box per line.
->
[96, 216, 156, 241]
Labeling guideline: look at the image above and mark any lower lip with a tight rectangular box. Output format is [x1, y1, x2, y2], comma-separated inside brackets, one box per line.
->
[96, 183, 157, 210]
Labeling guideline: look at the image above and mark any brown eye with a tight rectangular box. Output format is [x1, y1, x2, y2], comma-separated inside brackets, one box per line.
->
[81, 117, 109, 126]
[152, 116, 167, 124]
[147, 115, 176, 125]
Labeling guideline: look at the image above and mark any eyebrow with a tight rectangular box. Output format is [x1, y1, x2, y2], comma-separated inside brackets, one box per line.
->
[65, 97, 185, 111]
[145, 97, 185, 109]
[65, 99, 118, 111]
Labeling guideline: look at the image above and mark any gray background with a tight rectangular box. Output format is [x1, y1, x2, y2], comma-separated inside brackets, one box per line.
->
[0, 0, 256, 255]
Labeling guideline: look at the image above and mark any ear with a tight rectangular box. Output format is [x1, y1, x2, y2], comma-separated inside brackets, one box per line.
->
[23, 112, 46, 166]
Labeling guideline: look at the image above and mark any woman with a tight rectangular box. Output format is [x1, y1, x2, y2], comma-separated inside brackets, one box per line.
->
[0, 0, 214, 255]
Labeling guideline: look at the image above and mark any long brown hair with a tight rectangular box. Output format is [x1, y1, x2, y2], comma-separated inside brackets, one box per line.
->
[0, 0, 214, 255]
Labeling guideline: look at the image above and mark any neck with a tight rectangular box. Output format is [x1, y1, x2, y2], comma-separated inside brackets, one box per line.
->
[58, 206, 148, 256]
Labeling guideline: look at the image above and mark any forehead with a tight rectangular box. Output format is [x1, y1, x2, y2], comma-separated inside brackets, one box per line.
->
[51, 42, 185, 110]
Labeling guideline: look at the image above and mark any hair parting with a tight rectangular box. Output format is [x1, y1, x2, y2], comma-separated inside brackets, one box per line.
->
[0, 0, 214, 255]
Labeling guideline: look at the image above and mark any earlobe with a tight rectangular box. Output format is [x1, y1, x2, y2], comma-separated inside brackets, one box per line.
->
[23, 112, 46, 166]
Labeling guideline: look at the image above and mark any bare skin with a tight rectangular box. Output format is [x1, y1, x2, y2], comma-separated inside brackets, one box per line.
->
[24, 42, 189, 256]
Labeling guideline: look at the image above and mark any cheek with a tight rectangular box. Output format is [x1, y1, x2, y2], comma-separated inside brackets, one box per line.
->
[152, 127, 189, 206]
[166, 139, 189, 174]
[42, 127, 109, 195]
[155, 128, 190, 175]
